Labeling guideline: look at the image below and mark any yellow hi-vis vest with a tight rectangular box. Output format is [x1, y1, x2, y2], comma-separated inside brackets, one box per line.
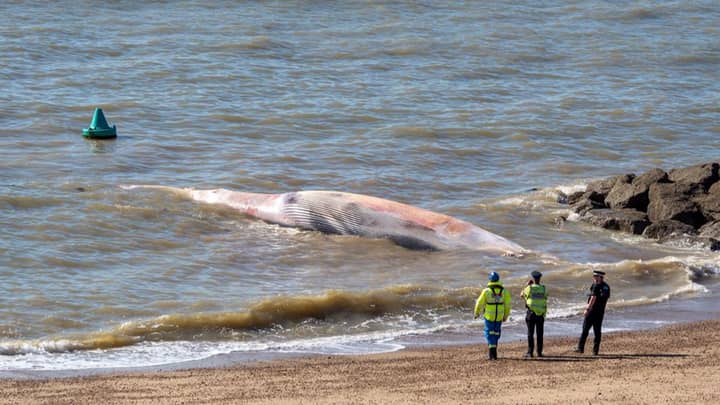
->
[474, 282, 511, 322]
[523, 284, 547, 316]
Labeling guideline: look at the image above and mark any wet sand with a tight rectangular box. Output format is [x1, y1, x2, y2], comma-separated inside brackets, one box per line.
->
[1, 320, 718, 404]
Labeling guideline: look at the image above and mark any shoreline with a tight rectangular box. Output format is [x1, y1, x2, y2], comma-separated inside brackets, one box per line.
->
[4, 286, 718, 381]
[1, 318, 719, 404]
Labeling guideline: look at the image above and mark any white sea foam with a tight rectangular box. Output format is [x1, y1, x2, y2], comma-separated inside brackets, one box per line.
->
[610, 282, 709, 309]
[0, 326, 451, 371]
[555, 183, 588, 197]
[0, 339, 86, 356]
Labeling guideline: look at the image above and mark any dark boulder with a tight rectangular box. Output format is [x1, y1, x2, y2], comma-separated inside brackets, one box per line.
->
[699, 220, 720, 239]
[694, 184, 720, 222]
[689, 217, 720, 250]
[581, 208, 650, 235]
[556, 191, 569, 204]
[605, 168, 668, 211]
[570, 190, 607, 215]
[642, 219, 697, 239]
[566, 162, 720, 250]
[668, 162, 719, 192]
[648, 181, 705, 201]
[586, 174, 628, 197]
[567, 190, 587, 206]
[635, 168, 670, 186]
[571, 197, 604, 216]
[709, 182, 720, 195]
[605, 182, 643, 210]
[694, 194, 720, 222]
[704, 238, 720, 251]
[647, 182, 706, 228]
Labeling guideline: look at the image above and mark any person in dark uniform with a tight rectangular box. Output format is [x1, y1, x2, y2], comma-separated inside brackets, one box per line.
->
[575, 270, 610, 355]
[521, 270, 547, 358]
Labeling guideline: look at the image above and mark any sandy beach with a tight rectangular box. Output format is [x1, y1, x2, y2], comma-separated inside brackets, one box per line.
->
[1, 319, 718, 404]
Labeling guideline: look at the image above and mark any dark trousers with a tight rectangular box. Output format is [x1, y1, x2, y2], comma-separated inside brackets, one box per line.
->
[525, 311, 544, 355]
[578, 312, 604, 353]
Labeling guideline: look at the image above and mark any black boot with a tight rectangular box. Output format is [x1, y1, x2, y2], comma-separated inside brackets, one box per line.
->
[593, 343, 600, 356]
[574, 341, 584, 353]
[490, 347, 498, 360]
[488, 348, 493, 360]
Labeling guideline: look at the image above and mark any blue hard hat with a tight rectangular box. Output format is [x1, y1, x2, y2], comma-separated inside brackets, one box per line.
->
[489, 272, 500, 282]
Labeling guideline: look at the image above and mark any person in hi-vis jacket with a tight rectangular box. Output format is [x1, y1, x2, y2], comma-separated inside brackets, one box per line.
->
[474, 271, 512, 360]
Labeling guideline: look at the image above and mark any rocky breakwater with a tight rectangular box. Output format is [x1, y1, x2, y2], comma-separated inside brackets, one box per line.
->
[562, 162, 720, 250]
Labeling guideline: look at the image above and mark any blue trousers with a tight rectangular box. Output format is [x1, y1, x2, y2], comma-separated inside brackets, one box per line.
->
[484, 319, 503, 348]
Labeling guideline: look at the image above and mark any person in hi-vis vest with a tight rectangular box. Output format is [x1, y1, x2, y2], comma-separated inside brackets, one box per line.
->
[521, 270, 548, 358]
[474, 271, 512, 360]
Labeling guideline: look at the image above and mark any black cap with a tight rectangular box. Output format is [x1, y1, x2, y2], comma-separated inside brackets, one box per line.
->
[531, 271, 542, 280]
[592, 270, 606, 277]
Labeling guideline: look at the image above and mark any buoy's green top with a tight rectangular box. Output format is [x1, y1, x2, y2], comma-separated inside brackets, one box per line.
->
[83, 108, 117, 138]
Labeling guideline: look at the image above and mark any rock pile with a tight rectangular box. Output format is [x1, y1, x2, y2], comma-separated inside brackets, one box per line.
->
[561, 162, 720, 250]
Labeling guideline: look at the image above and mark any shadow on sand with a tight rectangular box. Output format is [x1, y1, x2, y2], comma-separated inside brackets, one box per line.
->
[506, 353, 690, 362]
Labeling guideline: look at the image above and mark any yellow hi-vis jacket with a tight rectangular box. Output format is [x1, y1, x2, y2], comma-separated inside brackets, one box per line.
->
[522, 283, 548, 317]
[474, 281, 511, 322]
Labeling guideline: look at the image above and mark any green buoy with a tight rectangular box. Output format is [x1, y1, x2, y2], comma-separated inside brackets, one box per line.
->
[83, 108, 117, 139]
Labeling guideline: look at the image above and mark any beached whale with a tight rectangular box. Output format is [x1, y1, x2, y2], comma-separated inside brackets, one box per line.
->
[123, 186, 526, 255]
